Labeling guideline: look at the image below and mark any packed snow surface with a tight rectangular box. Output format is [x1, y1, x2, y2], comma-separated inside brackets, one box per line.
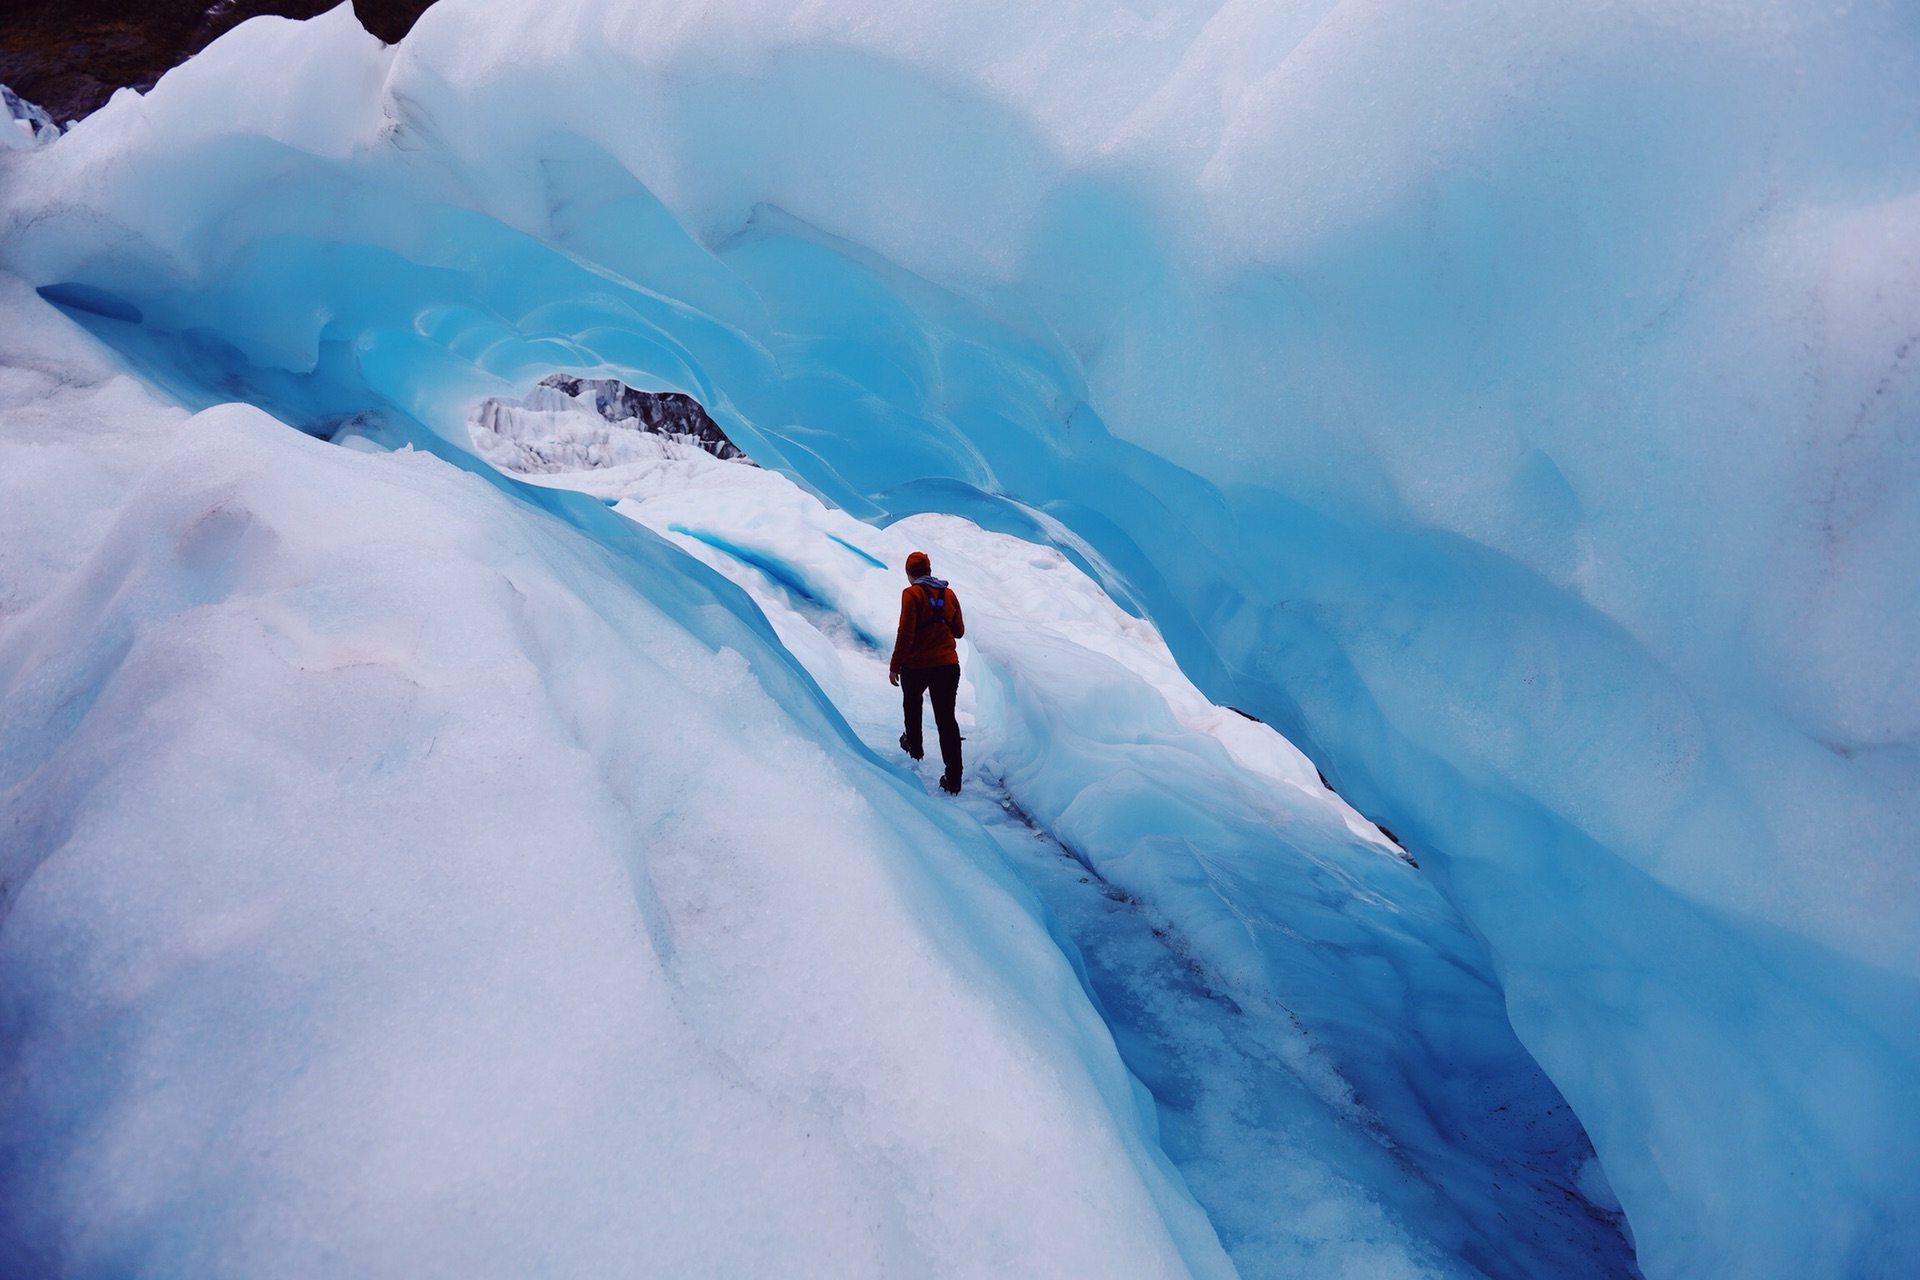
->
[483, 403, 1636, 1278]
[2, 0, 1918, 1276]
[0, 280, 1230, 1279]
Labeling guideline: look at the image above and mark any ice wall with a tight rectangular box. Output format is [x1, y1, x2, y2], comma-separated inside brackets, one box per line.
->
[531, 416, 1637, 1278]
[0, 278, 1233, 1278]
[2, 1, 1917, 1276]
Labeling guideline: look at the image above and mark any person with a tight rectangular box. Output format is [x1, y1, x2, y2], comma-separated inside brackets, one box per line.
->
[889, 550, 966, 794]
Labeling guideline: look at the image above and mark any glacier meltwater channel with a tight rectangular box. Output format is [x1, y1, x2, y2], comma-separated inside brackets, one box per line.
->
[2, 2, 1918, 1278]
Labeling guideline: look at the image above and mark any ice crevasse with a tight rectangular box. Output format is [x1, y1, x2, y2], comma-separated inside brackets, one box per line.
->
[1, 1, 1917, 1277]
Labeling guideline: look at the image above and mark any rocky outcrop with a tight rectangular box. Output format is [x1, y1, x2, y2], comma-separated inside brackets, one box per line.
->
[469, 375, 754, 474]
[0, 2, 436, 125]
[535, 375, 750, 462]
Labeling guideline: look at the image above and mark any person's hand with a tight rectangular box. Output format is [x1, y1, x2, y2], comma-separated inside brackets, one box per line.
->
[889, 670, 901, 687]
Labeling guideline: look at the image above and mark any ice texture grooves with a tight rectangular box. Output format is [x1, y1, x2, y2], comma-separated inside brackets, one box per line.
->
[3, 1, 1918, 1277]
[529, 433, 1637, 1279]
[0, 277, 1232, 1280]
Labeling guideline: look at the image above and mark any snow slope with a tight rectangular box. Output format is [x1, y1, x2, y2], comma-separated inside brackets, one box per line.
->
[481, 399, 1637, 1278]
[1, 1, 1916, 1275]
[0, 279, 1231, 1278]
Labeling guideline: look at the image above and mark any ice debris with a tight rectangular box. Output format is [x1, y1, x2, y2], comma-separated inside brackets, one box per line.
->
[0, 85, 60, 149]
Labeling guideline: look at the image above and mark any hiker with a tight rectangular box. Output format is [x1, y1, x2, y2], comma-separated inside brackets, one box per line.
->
[890, 550, 966, 794]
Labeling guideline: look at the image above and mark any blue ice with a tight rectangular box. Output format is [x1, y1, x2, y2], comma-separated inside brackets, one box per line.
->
[3, 2, 1917, 1276]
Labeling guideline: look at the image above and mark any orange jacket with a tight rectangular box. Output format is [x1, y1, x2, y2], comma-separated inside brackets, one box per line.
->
[890, 578, 965, 674]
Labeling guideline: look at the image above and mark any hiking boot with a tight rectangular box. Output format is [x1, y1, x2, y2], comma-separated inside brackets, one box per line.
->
[899, 733, 923, 761]
[940, 771, 962, 795]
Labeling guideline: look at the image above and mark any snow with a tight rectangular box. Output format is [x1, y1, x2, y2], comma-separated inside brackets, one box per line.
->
[470, 376, 751, 472]
[0, 283, 1230, 1279]
[498, 410, 1635, 1278]
[1, 0, 1917, 1275]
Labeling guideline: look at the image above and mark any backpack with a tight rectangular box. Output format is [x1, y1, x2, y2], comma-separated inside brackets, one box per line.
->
[910, 579, 948, 629]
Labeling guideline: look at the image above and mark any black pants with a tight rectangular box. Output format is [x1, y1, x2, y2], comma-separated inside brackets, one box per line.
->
[901, 663, 962, 778]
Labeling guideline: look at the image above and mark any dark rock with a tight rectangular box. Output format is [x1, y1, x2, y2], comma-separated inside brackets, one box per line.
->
[350, 0, 435, 45]
[0, 1, 437, 125]
[537, 375, 751, 463]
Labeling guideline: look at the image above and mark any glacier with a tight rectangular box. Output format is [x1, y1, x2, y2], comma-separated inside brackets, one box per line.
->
[480, 396, 1638, 1277]
[0, 279, 1235, 1278]
[1, 0, 1918, 1277]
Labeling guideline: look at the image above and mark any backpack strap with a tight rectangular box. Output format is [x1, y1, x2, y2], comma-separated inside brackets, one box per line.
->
[922, 583, 947, 623]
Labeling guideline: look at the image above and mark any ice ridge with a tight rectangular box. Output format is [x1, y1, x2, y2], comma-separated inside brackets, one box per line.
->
[1, 1, 1916, 1276]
